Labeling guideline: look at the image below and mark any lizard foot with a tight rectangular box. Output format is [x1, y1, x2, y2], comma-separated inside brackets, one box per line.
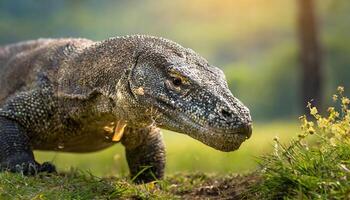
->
[0, 153, 56, 175]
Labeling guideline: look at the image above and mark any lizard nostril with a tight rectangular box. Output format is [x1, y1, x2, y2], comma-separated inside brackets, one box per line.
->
[238, 123, 253, 138]
[220, 109, 232, 119]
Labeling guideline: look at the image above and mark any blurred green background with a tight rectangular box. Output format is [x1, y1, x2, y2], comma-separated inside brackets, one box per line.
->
[0, 0, 349, 176]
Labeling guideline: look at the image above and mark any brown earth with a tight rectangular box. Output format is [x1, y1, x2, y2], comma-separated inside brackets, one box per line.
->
[163, 173, 262, 199]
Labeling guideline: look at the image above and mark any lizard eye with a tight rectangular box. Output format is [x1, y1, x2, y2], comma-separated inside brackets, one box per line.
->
[172, 77, 182, 87]
[166, 76, 186, 92]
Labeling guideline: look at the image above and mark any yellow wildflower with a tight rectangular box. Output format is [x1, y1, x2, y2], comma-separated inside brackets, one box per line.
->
[308, 127, 315, 135]
[310, 107, 318, 116]
[338, 86, 345, 94]
[328, 107, 335, 113]
[342, 97, 350, 105]
[333, 94, 338, 102]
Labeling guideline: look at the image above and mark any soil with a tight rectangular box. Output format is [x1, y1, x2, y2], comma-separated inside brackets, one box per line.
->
[166, 173, 262, 199]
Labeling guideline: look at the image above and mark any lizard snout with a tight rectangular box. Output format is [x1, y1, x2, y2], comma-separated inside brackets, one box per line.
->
[218, 103, 252, 138]
[236, 123, 252, 139]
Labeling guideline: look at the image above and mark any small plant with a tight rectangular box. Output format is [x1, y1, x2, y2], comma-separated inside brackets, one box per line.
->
[252, 87, 350, 199]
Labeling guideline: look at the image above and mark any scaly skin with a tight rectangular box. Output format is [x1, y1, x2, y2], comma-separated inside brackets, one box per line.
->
[0, 35, 252, 183]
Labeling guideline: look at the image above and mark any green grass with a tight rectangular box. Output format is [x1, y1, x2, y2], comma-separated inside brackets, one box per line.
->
[0, 169, 261, 199]
[35, 120, 299, 177]
[249, 89, 350, 199]
[253, 140, 350, 199]
[0, 169, 172, 199]
[0, 170, 122, 199]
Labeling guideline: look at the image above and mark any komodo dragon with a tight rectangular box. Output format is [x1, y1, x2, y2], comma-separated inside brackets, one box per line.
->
[0, 35, 252, 183]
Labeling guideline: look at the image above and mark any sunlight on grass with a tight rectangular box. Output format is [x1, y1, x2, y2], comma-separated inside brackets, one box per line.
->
[35, 121, 299, 177]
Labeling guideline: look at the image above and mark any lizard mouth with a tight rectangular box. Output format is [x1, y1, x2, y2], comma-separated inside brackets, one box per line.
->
[155, 104, 251, 152]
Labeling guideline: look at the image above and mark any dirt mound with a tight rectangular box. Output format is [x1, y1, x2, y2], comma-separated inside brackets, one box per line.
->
[166, 173, 261, 199]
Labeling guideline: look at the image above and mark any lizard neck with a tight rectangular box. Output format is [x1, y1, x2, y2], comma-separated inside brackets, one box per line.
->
[59, 37, 140, 121]
[71, 38, 136, 96]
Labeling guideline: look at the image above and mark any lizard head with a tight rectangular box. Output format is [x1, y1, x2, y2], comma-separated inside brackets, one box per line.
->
[123, 36, 252, 152]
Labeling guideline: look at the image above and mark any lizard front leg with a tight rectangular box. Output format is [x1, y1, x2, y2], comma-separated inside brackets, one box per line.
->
[0, 117, 56, 175]
[121, 126, 165, 183]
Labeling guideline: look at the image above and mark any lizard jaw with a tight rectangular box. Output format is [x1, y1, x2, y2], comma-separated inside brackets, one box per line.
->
[157, 109, 251, 152]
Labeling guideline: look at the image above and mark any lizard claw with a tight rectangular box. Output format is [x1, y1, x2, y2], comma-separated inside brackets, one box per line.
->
[1, 161, 57, 175]
[0, 153, 56, 175]
[39, 162, 56, 173]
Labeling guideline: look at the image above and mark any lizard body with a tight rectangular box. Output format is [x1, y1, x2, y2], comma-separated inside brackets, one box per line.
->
[0, 35, 252, 182]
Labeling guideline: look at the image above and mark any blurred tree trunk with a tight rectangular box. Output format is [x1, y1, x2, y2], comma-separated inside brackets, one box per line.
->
[297, 0, 323, 113]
